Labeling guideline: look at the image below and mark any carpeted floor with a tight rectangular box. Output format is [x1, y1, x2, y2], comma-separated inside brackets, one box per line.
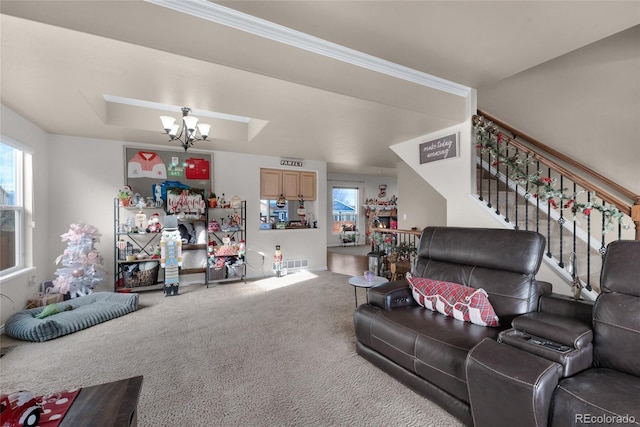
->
[0, 271, 461, 426]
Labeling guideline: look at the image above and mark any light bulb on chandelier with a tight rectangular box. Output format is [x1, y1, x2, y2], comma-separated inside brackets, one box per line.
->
[160, 107, 211, 152]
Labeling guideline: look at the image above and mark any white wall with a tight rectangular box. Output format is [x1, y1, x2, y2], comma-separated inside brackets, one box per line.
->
[390, 91, 570, 295]
[391, 91, 496, 228]
[214, 151, 327, 275]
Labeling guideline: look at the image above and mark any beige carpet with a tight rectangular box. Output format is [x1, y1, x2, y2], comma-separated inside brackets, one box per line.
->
[0, 271, 461, 426]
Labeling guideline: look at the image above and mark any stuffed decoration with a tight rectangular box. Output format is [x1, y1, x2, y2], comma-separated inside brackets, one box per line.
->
[35, 303, 73, 319]
[178, 223, 196, 244]
[208, 219, 220, 232]
[274, 245, 283, 277]
[146, 213, 161, 233]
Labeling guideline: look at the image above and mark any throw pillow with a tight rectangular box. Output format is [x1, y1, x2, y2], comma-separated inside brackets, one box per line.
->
[408, 277, 500, 327]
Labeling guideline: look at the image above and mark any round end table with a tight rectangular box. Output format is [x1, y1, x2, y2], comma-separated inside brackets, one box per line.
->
[349, 275, 388, 308]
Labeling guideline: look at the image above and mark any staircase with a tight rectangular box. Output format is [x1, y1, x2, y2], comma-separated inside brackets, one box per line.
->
[473, 111, 639, 299]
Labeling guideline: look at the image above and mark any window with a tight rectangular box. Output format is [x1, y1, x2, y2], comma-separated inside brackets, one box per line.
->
[0, 139, 30, 275]
[332, 187, 358, 234]
[260, 199, 289, 226]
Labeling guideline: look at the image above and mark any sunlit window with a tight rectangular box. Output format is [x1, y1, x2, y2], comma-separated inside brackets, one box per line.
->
[260, 199, 289, 227]
[332, 187, 358, 234]
[0, 139, 29, 275]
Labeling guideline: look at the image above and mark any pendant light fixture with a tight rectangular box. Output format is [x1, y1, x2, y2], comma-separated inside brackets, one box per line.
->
[160, 107, 211, 151]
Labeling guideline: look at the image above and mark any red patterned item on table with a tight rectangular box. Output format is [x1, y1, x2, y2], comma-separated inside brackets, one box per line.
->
[35, 388, 80, 426]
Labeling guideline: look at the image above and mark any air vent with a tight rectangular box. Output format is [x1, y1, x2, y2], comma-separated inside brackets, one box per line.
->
[273, 259, 308, 271]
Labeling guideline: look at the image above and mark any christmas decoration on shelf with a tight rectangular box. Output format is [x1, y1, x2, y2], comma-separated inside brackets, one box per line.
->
[472, 115, 628, 231]
[273, 245, 283, 277]
[52, 222, 106, 298]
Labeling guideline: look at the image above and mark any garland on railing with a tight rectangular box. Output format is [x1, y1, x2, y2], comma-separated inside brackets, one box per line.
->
[472, 115, 628, 231]
[371, 230, 417, 262]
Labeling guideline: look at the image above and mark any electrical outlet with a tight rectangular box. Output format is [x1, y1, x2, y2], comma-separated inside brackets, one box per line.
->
[28, 275, 36, 287]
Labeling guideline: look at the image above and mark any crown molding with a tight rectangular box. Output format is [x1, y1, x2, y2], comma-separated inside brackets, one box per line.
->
[145, 0, 471, 97]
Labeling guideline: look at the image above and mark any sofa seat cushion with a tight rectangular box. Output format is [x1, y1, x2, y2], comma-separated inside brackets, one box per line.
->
[354, 304, 502, 403]
[550, 368, 640, 427]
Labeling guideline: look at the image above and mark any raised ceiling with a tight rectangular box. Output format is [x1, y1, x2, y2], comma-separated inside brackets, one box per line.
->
[1, 1, 638, 176]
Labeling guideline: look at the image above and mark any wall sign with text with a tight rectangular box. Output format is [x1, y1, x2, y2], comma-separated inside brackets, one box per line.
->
[419, 133, 458, 164]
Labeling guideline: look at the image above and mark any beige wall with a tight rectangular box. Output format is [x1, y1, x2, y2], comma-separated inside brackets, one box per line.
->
[478, 25, 640, 195]
[396, 162, 446, 231]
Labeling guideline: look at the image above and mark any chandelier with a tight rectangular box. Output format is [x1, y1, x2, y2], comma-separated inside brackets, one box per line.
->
[160, 107, 211, 151]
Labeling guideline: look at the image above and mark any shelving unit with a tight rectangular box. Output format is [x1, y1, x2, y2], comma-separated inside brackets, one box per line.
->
[177, 215, 208, 279]
[207, 201, 246, 286]
[113, 198, 164, 292]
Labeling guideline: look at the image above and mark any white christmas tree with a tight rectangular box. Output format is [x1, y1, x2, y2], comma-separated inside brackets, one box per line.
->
[52, 222, 106, 298]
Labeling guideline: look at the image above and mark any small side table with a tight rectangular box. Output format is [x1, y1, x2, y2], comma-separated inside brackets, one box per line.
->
[349, 275, 388, 308]
[60, 376, 143, 426]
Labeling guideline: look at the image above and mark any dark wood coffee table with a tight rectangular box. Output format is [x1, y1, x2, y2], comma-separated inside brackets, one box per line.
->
[60, 376, 143, 427]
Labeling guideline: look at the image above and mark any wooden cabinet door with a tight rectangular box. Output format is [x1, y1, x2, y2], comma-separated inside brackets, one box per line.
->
[282, 170, 300, 200]
[299, 171, 316, 200]
[260, 169, 282, 199]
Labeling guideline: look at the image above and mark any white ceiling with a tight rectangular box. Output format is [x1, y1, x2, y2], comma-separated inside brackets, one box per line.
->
[1, 1, 639, 176]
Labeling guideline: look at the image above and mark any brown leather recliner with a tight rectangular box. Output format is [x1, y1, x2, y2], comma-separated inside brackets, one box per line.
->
[354, 226, 551, 425]
[549, 240, 640, 425]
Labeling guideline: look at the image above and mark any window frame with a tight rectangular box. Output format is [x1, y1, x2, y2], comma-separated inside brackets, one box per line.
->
[0, 136, 31, 277]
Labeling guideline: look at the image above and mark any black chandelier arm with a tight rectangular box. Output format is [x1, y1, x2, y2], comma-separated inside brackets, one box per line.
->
[161, 106, 210, 151]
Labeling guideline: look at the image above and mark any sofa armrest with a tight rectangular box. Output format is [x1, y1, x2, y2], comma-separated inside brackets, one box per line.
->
[537, 280, 553, 296]
[538, 293, 593, 326]
[499, 312, 594, 377]
[511, 312, 592, 348]
[367, 280, 418, 310]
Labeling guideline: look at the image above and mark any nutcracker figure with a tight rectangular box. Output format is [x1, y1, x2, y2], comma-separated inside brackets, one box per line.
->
[274, 245, 283, 277]
[161, 215, 182, 296]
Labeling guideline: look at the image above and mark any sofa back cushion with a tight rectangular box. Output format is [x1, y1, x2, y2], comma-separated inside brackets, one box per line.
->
[593, 240, 640, 377]
[413, 227, 546, 318]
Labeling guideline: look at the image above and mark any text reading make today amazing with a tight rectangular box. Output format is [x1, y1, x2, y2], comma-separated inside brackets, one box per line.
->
[419, 134, 457, 164]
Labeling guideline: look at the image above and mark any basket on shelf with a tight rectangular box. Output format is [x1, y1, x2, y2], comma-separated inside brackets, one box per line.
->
[122, 262, 160, 288]
[208, 265, 227, 280]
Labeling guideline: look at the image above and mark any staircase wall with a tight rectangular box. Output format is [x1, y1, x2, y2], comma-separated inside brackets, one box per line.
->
[390, 91, 572, 296]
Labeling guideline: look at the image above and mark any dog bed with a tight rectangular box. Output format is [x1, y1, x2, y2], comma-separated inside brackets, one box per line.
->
[5, 292, 139, 342]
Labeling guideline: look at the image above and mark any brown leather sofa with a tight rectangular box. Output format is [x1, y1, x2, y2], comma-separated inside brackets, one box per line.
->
[354, 227, 551, 425]
[355, 228, 640, 426]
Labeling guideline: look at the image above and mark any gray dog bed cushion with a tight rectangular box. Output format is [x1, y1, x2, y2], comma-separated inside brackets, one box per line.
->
[5, 292, 139, 342]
